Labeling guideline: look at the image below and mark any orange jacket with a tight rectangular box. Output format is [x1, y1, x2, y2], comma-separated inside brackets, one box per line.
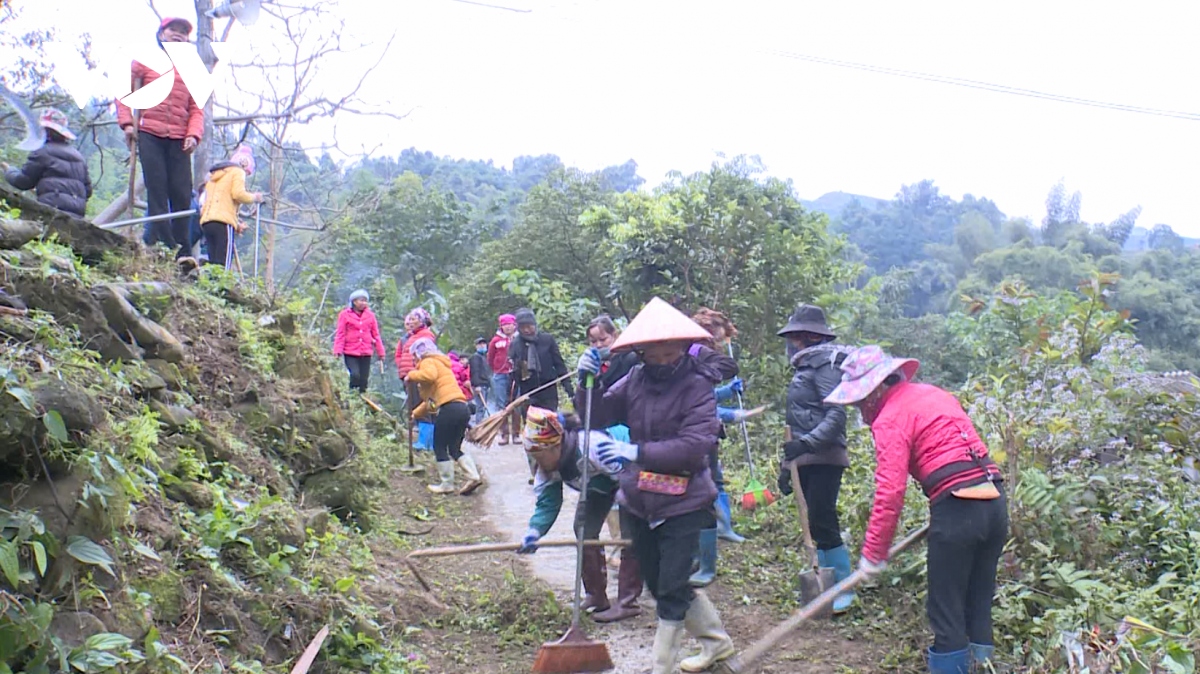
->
[406, 354, 467, 419]
[116, 61, 205, 141]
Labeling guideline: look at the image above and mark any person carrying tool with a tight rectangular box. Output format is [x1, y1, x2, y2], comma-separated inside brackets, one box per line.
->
[198, 144, 262, 269]
[332, 289, 386, 393]
[824, 345, 1007, 674]
[775, 303, 857, 612]
[116, 17, 204, 260]
[567, 314, 643, 623]
[516, 406, 643, 622]
[396, 308, 437, 448]
[468, 337, 492, 424]
[2, 108, 91, 217]
[510, 307, 574, 480]
[583, 297, 736, 674]
[685, 308, 748, 587]
[406, 337, 484, 495]
[487, 313, 518, 444]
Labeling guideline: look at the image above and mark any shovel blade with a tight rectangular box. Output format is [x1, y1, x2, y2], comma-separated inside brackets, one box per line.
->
[797, 567, 837, 620]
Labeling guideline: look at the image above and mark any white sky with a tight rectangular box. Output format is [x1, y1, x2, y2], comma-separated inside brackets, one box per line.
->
[11, 0, 1200, 234]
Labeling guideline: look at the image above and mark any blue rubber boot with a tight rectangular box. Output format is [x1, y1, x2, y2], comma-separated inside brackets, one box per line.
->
[821, 545, 856, 613]
[415, 420, 435, 451]
[714, 492, 745, 543]
[969, 643, 995, 671]
[928, 647, 970, 674]
[689, 529, 718, 587]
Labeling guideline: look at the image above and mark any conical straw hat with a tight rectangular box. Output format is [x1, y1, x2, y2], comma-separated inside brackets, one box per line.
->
[611, 297, 713, 352]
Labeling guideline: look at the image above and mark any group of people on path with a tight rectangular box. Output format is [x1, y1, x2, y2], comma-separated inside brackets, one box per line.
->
[509, 297, 1007, 674]
[5, 17, 261, 273]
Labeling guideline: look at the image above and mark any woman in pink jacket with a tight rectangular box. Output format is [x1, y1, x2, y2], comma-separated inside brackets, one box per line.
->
[333, 289, 386, 393]
[824, 346, 1006, 674]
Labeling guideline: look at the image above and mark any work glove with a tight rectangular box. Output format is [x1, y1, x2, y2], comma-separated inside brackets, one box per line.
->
[577, 347, 602, 376]
[595, 437, 639, 467]
[858, 556, 887, 579]
[729, 377, 745, 394]
[517, 529, 541, 554]
[783, 438, 813, 461]
[563, 380, 576, 398]
[776, 467, 793, 496]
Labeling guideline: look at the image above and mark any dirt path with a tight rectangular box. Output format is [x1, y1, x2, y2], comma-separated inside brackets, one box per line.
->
[473, 439, 656, 671]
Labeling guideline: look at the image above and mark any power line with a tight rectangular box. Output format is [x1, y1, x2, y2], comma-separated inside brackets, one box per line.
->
[756, 47, 1200, 121]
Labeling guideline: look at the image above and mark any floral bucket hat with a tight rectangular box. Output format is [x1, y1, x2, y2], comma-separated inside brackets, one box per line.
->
[824, 345, 920, 405]
[523, 406, 564, 473]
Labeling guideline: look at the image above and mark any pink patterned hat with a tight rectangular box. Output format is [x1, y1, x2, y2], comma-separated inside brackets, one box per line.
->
[824, 345, 919, 405]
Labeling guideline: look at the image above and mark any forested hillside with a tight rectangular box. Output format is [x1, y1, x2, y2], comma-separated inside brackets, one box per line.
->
[2, 7, 1198, 673]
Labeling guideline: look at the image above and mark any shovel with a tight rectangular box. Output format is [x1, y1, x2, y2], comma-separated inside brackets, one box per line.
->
[789, 462, 835, 616]
[361, 394, 423, 474]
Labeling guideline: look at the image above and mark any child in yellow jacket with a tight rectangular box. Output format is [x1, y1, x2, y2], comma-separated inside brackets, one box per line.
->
[406, 337, 484, 495]
[199, 144, 262, 269]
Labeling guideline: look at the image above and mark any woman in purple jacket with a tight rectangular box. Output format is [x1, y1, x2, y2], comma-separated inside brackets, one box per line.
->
[584, 297, 736, 674]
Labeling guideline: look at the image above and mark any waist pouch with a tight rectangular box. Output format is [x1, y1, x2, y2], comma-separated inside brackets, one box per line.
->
[637, 470, 688, 496]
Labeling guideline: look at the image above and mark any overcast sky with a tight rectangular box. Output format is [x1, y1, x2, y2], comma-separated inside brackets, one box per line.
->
[13, 0, 1200, 234]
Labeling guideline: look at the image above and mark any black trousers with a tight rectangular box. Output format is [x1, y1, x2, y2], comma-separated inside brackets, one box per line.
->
[621, 508, 714, 621]
[200, 221, 234, 268]
[796, 464, 845, 550]
[139, 132, 193, 257]
[344, 355, 372, 393]
[573, 482, 617, 540]
[927, 489, 1008, 653]
[433, 401, 470, 463]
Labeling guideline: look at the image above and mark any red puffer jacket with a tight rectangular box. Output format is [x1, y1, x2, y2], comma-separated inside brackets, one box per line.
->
[862, 382, 1002, 564]
[394, 327, 435, 379]
[332, 306, 386, 357]
[115, 61, 205, 141]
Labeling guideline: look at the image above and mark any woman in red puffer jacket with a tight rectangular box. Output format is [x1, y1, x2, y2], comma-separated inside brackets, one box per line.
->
[116, 17, 205, 260]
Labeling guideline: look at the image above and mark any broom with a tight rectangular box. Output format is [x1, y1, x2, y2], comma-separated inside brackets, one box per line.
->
[531, 373, 614, 673]
[727, 343, 776, 510]
[466, 372, 573, 446]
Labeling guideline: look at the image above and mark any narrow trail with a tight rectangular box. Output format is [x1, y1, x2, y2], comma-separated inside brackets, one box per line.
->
[472, 438, 656, 672]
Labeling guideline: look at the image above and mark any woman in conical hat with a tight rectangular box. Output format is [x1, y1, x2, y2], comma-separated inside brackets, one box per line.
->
[823, 345, 1006, 674]
[515, 405, 642, 622]
[582, 297, 736, 674]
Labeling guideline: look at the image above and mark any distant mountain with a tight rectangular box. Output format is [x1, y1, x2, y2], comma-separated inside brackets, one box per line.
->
[800, 191, 888, 219]
[1123, 226, 1200, 252]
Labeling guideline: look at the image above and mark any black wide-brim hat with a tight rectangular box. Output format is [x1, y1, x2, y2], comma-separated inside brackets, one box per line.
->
[777, 303, 836, 338]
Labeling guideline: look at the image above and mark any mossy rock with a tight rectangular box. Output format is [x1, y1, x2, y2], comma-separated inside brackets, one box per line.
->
[48, 611, 106, 649]
[149, 399, 198, 432]
[245, 501, 306, 554]
[164, 480, 214, 509]
[0, 377, 103, 478]
[300, 469, 378, 530]
[145, 358, 184, 389]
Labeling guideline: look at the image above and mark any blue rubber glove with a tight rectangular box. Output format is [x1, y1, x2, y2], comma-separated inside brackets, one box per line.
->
[729, 377, 745, 394]
[577, 347, 602, 377]
[517, 529, 541, 554]
[595, 437, 638, 466]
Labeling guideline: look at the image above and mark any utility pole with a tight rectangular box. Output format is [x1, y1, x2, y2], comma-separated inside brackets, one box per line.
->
[192, 0, 218, 190]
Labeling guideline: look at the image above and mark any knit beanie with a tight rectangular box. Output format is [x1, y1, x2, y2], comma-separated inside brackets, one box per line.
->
[348, 289, 369, 305]
[498, 313, 517, 326]
[515, 308, 536, 327]
[409, 337, 439, 360]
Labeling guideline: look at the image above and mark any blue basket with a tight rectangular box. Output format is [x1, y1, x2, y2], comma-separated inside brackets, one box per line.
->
[414, 420, 435, 451]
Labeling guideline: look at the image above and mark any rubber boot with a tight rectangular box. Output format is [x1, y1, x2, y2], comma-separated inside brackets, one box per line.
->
[650, 619, 686, 674]
[679, 590, 736, 672]
[593, 548, 642, 623]
[821, 545, 856, 613]
[456, 453, 484, 495]
[928, 647, 971, 674]
[969, 643, 995, 672]
[714, 491, 745, 543]
[688, 528, 718, 587]
[578, 546, 610, 613]
[426, 461, 455, 494]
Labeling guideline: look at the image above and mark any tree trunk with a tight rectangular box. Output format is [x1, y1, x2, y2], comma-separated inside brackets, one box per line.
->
[265, 142, 283, 293]
[192, 0, 218, 191]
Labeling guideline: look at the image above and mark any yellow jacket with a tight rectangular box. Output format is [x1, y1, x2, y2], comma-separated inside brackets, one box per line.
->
[200, 163, 256, 228]
[406, 354, 467, 419]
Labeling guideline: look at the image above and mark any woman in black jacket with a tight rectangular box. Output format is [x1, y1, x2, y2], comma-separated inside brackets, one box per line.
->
[4, 109, 91, 217]
[777, 304, 856, 613]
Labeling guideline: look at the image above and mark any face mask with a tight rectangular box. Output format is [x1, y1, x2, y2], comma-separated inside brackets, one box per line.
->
[643, 358, 683, 382]
[596, 346, 611, 361]
[477, 346, 486, 354]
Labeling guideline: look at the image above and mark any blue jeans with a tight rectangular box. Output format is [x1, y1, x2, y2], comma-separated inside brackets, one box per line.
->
[473, 385, 491, 422]
[490, 373, 511, 411]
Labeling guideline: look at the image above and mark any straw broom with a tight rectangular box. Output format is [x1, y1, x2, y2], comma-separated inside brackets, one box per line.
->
[466, 372, 573, 446]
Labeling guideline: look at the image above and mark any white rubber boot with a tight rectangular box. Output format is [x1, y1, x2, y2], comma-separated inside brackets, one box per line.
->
[679, 590, 736, 672]
[426, 461, 456, 494]
[651, 619, 686, 674]
[456, 453, 484, 495]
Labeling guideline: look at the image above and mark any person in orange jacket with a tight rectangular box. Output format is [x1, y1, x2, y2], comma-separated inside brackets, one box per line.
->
[197, 144, 262, 268]
[406, 337, 484, 495]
